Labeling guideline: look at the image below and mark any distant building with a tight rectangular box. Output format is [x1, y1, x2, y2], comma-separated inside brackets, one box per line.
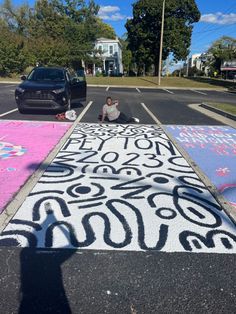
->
[86, 37, 123, 76]
[184, 53, 210, 76]
[188, 53, 202, 70]
[221, 60, 236, 79]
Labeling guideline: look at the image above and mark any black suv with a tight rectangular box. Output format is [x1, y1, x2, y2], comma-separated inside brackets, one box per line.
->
[15, 67, 87, 113]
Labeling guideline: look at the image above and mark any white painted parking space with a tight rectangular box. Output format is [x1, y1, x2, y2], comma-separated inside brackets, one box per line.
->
[162, 89, 174, 94]
[0, 108, 18, 117]
[191, 90, 207, 95]
[136, 88, 141, 93]
[106, 86, 110, 92]
[141, 102, 161, 124]
[0, 123, 235, 253]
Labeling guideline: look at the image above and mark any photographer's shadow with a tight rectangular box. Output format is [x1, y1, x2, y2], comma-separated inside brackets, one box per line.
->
[19, 210, 77, 314]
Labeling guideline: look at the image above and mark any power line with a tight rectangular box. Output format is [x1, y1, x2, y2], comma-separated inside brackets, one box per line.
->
[193, 22, 236, 35]
[190, 24, 236, 50]
[193, 2, 236, 36]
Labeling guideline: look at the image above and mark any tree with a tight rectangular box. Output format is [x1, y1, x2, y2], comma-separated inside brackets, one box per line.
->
[0, 0, 117, 74]
[206, 36, 236, 73]
[126, 0, 200, 75]
[95, 18, 116, 39]
[0, 22, 28, 75]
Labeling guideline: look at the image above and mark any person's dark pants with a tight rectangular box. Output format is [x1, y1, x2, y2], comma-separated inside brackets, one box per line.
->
[113, 112, 134, 124]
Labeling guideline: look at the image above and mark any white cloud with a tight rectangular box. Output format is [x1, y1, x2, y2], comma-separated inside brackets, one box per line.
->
[201, 12, 236, 25]
[99, 6, 120, 14]
[98, 5, 130, 21]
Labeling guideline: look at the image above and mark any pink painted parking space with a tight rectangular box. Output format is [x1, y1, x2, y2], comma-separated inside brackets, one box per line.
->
[0, 120, 71, 213]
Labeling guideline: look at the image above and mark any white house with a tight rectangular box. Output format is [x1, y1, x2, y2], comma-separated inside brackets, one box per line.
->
[92, 37, 123, 76]
[188, 53, 202, 70]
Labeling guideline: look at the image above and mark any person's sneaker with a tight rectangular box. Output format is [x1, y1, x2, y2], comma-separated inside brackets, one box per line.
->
[133, 117, 140, 123]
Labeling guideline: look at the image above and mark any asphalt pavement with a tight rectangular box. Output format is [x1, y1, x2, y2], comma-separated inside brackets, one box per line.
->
[0, 83, 235, 124]
[0, 83, 236, 314]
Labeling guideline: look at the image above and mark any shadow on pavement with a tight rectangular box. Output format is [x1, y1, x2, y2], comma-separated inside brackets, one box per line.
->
[18, 211, 76, 314]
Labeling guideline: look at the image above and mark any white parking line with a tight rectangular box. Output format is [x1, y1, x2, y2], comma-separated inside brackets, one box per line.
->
[0, 108, 18, 117]
[106, 86, 110, 91]
[136, 88, 141, 93]
[162, 89, 174, 94]
[141, 102, 162, 124]
[191, 89, 207, 95]
[76, 101, 93, 122]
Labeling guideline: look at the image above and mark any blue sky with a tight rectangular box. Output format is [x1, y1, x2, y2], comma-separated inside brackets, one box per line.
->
[10, 0, 236, 58]
[96, 0, 236, 56]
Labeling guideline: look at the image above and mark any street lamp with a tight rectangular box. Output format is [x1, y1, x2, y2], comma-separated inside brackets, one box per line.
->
[158, 0, 166, 86]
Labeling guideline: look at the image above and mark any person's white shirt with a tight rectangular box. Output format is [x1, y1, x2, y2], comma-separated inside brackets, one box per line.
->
[103, 103, 120, 121]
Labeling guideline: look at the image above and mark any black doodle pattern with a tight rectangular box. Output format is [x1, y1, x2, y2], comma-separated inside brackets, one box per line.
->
[0, 124, 236, 253]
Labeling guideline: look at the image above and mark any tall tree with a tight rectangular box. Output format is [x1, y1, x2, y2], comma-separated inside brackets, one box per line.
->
[126, 0, 200, 75]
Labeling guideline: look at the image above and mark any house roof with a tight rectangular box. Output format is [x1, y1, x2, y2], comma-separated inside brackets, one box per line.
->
[96, 37, 121, 45]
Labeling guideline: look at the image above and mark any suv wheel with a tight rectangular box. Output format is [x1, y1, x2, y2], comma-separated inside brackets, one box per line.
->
[18, 107, 27, 114]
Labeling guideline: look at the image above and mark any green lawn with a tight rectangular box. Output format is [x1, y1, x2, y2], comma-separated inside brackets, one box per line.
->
[208, 103, 236, 115]
[0, 77, 20, 82]
[86, 76, 234, 89]
[0, 75, 235, 89]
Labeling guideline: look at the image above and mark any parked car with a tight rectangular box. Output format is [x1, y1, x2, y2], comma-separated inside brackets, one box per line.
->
[15, 67, 87, 113]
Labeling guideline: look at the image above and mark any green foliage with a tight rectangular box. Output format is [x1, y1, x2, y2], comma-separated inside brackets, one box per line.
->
[95, 18, 116, 39]
[0, 0, 116, 75]
[119, 37, 133, 73]
[125, 0, 200, 75]
[0, 22, 28, 75]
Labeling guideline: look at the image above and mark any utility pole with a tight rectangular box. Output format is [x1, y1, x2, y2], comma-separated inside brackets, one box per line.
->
[158, 0, 166, 86]
[186, 57, 189, 77]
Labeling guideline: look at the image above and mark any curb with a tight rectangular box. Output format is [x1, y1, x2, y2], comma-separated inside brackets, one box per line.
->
[0, 81, 19, 84]
[0, 81, 228, 91]
[201, 103, 236, 121]
[189, 104, 236, 129]
[0, 101, 93, 232]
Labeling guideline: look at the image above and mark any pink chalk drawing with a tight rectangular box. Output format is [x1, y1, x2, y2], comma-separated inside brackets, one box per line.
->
[0, 120, 71, 213]
[216, 167, 230, 177]
[0, 141, 27, 160]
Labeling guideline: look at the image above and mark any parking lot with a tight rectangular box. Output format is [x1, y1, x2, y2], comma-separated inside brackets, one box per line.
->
[0, 83, 235, 124]
[0, 82, 236, 314]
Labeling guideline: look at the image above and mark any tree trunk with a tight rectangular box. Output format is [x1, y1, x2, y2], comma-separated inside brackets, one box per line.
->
[154, 62, 159, 76]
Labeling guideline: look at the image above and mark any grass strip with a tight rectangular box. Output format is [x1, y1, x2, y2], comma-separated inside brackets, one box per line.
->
[208, 103, 236, 115]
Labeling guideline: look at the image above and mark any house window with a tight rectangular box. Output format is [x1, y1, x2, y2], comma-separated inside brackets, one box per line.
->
[98, 45, 103, 51]
[109, 45, 113, 55]
[103, 44, 108, 52]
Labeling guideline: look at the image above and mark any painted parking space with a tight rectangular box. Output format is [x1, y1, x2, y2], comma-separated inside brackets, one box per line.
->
[0, 123, 235, 253]
[0, 120, 71, 212]
[165, 125, 236, 208]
